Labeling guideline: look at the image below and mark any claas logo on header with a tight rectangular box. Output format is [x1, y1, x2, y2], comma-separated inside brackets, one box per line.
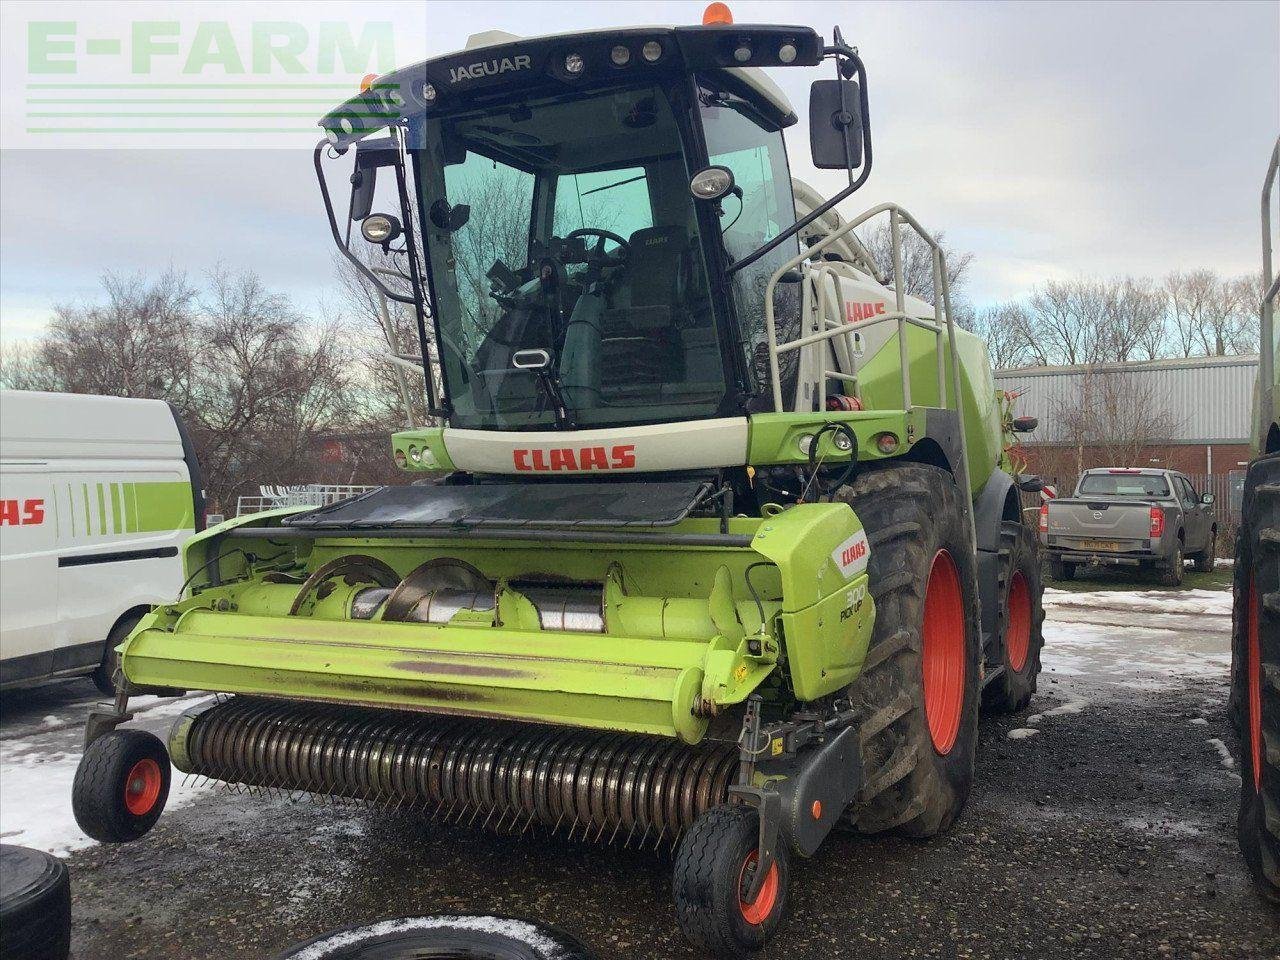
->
[513, 445, 637, 472]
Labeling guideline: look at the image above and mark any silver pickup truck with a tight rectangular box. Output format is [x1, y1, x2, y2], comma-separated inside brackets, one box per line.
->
[1039, 468, 1217, 586]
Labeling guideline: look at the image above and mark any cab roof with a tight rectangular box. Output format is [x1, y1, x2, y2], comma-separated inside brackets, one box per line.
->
[318, 22, 822, 151]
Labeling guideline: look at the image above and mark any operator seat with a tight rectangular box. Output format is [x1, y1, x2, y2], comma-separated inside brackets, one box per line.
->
[598, 225, 688, 388]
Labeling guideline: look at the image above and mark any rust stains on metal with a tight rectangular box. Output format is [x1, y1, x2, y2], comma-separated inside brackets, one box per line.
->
[389, 659, 530, 679]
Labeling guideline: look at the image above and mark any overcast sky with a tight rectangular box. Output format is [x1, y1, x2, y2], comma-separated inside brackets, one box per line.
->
[1, 0, 1276, 344]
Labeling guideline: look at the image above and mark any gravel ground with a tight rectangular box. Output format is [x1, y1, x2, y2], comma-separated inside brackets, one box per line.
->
[4, 588, 1278, 959]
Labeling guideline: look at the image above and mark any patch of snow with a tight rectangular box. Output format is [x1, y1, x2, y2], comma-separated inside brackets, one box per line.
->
[1122, 816, 1203, 838]
[1007, 728, 1040, 740]
[1043, 587, 1232, 618]
[1027, 699, 1090, 724]
[1207, 738, 1236, 770]
[1189, 717, 1210, 726]
[286, 915, 572, 960]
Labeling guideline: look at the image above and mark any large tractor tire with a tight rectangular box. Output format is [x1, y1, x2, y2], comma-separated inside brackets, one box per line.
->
[836, 464, 982, 837]
[1231, 454, 1280, 902]
[983, 521, 1046, 714]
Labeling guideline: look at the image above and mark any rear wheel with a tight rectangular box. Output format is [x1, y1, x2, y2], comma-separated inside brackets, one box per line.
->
[1159, 539, 1185, 587]
[673, 805, 789, 958]
[835, 464, 982, 837]
[1048, 557, 1075, 582]
[72, 729, 170, 843]
[984, 521, 1045, 714]
[1231, 455, 1280, 901]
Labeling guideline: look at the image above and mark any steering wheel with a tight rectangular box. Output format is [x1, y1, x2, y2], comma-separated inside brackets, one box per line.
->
[563, 228, 630, 262]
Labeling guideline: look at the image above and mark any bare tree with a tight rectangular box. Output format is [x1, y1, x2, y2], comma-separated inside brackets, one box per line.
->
[971, 302, 1037, 370]
[858, 221, 973, 302]
[0, 270, 199, 401]
[1164, 269, 1257, 358]
[1048, 366, 1180, 476]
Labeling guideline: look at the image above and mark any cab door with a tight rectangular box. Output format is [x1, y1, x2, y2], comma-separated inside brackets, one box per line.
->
[1175, 475, 1204, 550]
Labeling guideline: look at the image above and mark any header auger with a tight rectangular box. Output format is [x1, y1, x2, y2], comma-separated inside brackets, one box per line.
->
[74, 7, 1045, 956]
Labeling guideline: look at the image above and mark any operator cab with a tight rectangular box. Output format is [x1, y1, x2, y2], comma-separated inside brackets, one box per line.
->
[316, 19, 868, 431]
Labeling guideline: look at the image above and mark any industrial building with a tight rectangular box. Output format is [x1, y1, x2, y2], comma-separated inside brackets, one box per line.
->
[994, 353, 1258, 480]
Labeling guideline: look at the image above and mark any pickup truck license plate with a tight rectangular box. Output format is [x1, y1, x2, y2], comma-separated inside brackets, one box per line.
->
[1078, 539, 1123, 552]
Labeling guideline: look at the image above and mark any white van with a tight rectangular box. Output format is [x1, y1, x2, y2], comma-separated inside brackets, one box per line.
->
[0, 391, 202, 693]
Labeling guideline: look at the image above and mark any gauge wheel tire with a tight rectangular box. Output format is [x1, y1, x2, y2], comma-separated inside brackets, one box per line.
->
[1048, 557, 1075, 582]
[72, 729, 170, 843]
[1159, 539, 1185, 587]
[834, 464, 982, 838]
[673, 804, 790, 959]
[1193, 533, 1218, 574]
[983, 521, 1046, 715]
[273, 915, 597, 959]
[0, 845, 71, 960]
[91, 613, 143, 697]
[1231, 455, 1280, 902]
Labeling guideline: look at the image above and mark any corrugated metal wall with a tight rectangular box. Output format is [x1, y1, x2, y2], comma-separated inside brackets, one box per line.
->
[994, 355, 1258, 444]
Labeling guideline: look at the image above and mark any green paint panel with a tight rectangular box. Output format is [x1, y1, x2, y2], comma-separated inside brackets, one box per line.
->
[132, 481, 195, 532]
[123, 482, 138, 532]
[110, 483, 123, 534]
[96, 483, 107, 535]
[81, 485, 91, 536]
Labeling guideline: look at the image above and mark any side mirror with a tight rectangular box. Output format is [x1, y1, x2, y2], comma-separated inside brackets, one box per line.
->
[1201, 493, 1216, 505]
[350, 136, 399, 221]
[1011, 416, 1039, 433]
[1017, 475, 1045, 493]
[809, 79, 863, 170]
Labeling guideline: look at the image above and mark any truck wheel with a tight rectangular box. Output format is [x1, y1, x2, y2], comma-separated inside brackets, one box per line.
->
[1194, 529, 1218, 573]
[1048, 558, 1075, 582]
[983, 521, 1045, 714]
[673, 805, 789, 959]
[92, 612, 142, 697]
[1159, 539, 1185, 587]
[836, 464, 982, 837]
[72, 729, 170, 843]
[0, 845, 71, 960]
[1231, 456, 1280, 901]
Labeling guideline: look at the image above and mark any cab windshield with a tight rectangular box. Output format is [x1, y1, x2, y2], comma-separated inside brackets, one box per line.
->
[413, 84, 727, 430]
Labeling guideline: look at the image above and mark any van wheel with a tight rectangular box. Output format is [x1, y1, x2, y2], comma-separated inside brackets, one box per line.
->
[92, 613, 142, 697]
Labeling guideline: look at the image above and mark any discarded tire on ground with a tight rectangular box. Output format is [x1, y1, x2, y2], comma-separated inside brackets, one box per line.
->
[273, 915, 597, 959]
[1231, 453, 1280, 902]
[0, 845, 71, 960]
[72, 729, 171, 843]
[984, 520, 1045, 714]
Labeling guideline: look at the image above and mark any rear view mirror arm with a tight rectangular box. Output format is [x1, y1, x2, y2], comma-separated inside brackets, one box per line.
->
[313, 138, 445, 418]
[726, 42, 872, 277]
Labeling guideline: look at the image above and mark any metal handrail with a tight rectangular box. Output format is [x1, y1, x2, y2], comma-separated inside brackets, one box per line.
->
[762, 200, 972, 518]
[1261, 136, 1280, 445]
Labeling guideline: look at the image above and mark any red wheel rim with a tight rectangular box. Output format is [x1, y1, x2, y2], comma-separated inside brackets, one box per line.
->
[1005, 571, 1032, 673]
[1247, 576, 1264, 792]
[737, 851, 779, 926]
[923, 550, 966, 755]
[123, 758, 162, 816]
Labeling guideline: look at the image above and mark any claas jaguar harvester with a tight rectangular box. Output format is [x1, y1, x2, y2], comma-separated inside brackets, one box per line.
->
[72, 7, 1046, 956]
